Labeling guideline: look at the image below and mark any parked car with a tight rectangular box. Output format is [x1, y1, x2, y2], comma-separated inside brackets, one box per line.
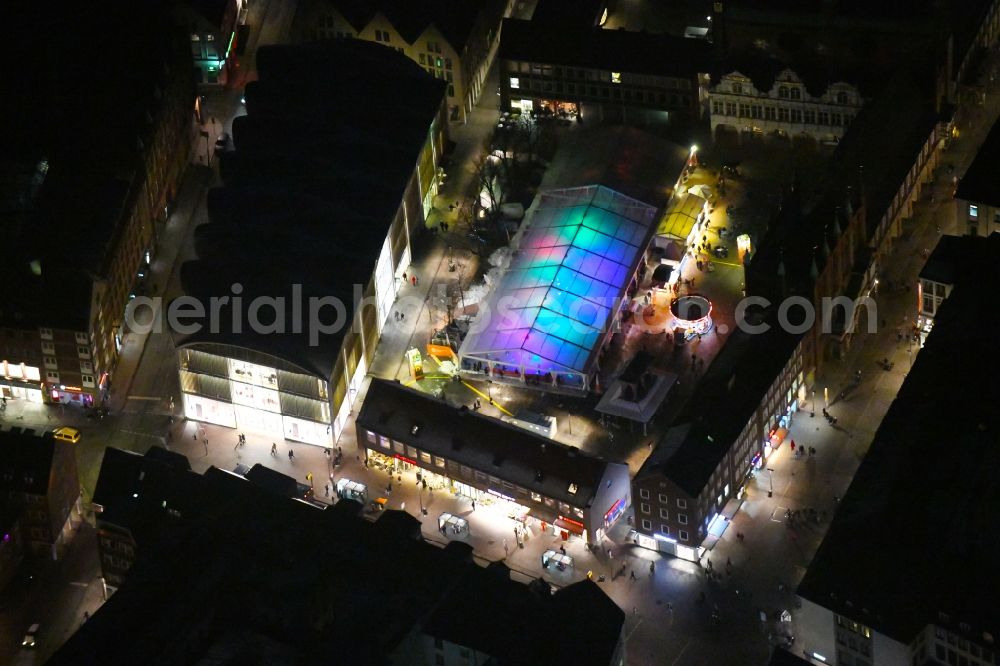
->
[713, 245, 729, 258]
[22, 623, 39, 648]
[52, 427, 81, 444]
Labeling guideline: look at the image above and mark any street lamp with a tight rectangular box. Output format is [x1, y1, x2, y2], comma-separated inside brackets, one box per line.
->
[766, 467, 775, 498]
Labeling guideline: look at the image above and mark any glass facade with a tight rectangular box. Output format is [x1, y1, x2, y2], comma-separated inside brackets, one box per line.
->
[179, 348, 331, 445]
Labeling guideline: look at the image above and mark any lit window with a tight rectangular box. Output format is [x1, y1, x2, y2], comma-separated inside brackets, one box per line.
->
[510, 76, 519, 89]
[567, 483, 578, 495]
[611, 72, 622, 84]
[969, 204, 979, 218]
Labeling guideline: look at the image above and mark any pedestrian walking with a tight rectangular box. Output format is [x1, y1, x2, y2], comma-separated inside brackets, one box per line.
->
[411, 275, 417, 286]
[271, 442, 277, 455]
[471, 499, 476, 511]
[402, 271, 407, 282]
[288, 449, 294, 462]
[630, 570, 637, 581]
[306, 472, 313, 486]
[503, 539, 509, 556]
[203, 439, 208, 455]
[324, 483, 330, 497]
[608, 548, 613, 559]
[649, 561, 655, 575]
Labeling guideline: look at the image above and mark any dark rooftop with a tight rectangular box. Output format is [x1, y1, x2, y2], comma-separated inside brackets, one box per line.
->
[638, 309, 803, 497]
[538, 126, 689, 211]
[55, 446, 624, 665]
[718, 49, 875, 98]
[529, 0, 605, 29]
[357, 379, 622, 506]
[797, 233, 1000, 644]
[729, 0, 944, 23]
[174, 40, 446, 379]
[918, 234, 988, 284]
[499, 18, 712, 79]
[185, 0, 232, 28]
[322, 0, 489, 52]
[0, 1, 190, 330]
[955, 116, 1000, 208]
[0, 427, 62, 496]
[767, 647, 815, 666]
[749, 75, 941, 291]
[92, 447, 203, 544]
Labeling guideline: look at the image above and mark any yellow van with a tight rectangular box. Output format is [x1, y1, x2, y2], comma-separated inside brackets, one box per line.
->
[52, 427, 81, 444]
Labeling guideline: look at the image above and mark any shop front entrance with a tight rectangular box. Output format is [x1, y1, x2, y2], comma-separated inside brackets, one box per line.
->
[538, 99, 579, 118]
[48, 386, 95, 407]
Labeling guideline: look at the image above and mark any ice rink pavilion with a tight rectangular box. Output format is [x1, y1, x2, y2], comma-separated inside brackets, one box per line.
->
[459, 185, 658, 392]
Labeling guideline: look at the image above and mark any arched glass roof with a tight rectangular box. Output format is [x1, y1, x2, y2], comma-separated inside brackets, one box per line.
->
[460, 185, 658, 377]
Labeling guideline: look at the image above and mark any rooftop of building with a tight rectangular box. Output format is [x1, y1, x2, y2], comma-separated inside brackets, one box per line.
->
[174, 39, 446, 379]
[321, 0, 491, 52]
[55, 446, 624, 665]
[424, 565, 623, 664]
[357, 378, 622, 505]
[716, 49, 874, 98]
[727, 0, 944, 24]
[637, 308, 803, 497]
[92, 447, 201, 544]
[0, 1, 189, 330]
[796, 233, 1000, 645]
[537, 126, 690, 211]
[955, 116, 1000, 208]
[498, 17, 712, 79]
[527, 0, 605, 29]
[749, 74, 941, 290]
[0, 427, 63, 496]
[919, 234, 989, 284]
[767, 647, 815, 666]
[182, 0, 233, 28]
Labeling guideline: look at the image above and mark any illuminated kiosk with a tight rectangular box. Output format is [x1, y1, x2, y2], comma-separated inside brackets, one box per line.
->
[670, 294, 713, 335]
[458, 185, 659, 393]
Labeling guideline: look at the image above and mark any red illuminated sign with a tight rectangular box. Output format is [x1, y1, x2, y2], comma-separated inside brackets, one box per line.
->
[557, 515, 584, 528]
[394, 454, 418, 466]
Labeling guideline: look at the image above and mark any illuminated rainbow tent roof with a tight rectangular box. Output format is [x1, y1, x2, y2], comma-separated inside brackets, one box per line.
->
[459, 185, 658, 390]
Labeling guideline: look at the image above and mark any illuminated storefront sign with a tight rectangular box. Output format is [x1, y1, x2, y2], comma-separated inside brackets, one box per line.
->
[488, 488, 517, 503]
[394, 454, 418, 466]
[558, 515, 584, 529]
[604, 497, 626, 526]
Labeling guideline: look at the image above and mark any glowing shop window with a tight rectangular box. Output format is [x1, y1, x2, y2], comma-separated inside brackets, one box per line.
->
[969, 204, 979, 218]
[611, 72, 622, 84]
